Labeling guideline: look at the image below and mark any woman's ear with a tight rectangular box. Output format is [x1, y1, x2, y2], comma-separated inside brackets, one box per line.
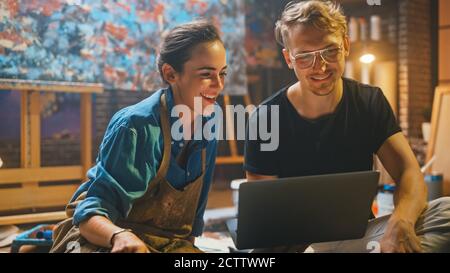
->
[162, 63, 177, 84]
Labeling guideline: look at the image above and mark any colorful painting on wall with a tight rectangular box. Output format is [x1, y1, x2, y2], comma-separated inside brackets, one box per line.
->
[245, 0, 283, 69]
[0, 0, 246, 95]
[0, 0, 247, 168]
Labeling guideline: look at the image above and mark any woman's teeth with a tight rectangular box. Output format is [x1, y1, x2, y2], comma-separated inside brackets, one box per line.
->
[201, 93, 216, 100]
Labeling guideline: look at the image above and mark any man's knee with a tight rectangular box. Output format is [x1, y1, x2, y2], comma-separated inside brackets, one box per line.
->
[416, 196, 450, 252]
[421, 233, 450, 253]
[435, 196, 450, 204]
[428, 196, 450, 211]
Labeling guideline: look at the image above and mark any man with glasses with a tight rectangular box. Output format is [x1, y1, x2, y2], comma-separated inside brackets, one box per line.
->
[244, 0, 450, 253]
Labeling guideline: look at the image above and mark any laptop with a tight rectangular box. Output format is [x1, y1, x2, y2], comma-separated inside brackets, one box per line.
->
[226, 171, 379, 250]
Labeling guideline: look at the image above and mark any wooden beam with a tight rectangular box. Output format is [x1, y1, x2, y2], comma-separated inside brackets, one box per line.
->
[80, 93, 92, 180]
[0, 211, 67, 226]
[223, 95, 239, 157]
[216, 156, 244, 164]
[21, 91, 41, 205]
[243, 94, 255, 113]
[20, 92, 29, 167]
[0, 79, 103, 93]
[0, 184, 78, 212]
[29, 91, 41, 167]
[0, 166, 84, 184]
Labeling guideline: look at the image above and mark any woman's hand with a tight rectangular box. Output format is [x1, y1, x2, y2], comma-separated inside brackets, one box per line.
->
[79, 216, 150, 253]
[110, 231, 150, 253]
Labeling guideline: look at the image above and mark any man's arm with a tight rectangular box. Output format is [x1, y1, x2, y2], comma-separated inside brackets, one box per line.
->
[376, 132, 428, 252]
[246, 171, 278, 181]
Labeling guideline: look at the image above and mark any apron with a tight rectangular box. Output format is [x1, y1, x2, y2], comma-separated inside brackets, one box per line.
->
[50, 92, 206, 253]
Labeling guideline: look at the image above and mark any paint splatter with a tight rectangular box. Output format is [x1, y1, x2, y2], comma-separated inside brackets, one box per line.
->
[0, 0, 246, 95]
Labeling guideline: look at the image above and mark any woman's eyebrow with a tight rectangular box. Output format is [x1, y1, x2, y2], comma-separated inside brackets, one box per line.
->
[196, 66, 217, 71]
[196, 65, 228, 71]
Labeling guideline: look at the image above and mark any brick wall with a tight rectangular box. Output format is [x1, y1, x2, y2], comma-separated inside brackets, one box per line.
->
[93, 90, 152, 159]
[398, 0, 434, 138]
[0, 91, 153, 169]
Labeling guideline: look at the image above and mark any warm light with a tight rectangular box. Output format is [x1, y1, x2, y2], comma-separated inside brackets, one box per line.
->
[360, 53, 376, 64]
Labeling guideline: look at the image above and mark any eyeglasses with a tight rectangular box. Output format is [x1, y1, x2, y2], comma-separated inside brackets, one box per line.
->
[289, 44, 343, 69]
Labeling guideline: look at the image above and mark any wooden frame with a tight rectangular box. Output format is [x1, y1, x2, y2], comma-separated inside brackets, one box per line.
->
[215, 94, 254, 165]
[0, 79, 103, 225]
[426, 84, 450, 195]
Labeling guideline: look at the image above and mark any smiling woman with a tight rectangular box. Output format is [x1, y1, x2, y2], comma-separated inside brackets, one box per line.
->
[160, 38, 227, 117]
[50, 20, 227, 253]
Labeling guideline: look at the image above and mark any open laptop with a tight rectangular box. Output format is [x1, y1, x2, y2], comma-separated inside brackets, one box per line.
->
[226, 171, 379, 250]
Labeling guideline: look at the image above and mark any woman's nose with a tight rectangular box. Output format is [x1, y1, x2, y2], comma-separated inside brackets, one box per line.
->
[212, 74, 223, 90]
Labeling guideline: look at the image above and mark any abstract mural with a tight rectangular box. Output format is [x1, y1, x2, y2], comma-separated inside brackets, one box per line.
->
[0, 0, 246, 95]
[245, 0, 283, 69]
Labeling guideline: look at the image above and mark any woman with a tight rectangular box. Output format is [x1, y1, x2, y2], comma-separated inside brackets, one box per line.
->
[50, 20, 227, 253]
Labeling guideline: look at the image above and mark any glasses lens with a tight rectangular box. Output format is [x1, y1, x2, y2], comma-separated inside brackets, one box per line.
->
[322, 48, 341, 63]
[295, 53, 315, 69]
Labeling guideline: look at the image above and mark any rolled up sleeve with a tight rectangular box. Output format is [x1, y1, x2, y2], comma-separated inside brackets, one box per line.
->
[73, 124, 155, 226]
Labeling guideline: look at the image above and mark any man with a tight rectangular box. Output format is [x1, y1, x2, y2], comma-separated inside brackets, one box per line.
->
[244, 0, 450, 253]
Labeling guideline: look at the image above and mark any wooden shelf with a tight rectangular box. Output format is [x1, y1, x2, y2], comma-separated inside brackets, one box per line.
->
[0, 78, 103, 224]
[0, 211, 67, 226]
[0, 79, 103, 93]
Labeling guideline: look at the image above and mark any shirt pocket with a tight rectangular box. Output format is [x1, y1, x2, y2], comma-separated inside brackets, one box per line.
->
[166, 159, 188, 190]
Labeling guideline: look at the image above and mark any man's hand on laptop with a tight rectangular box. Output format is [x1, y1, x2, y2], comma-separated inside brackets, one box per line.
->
[379, 215, 422, 253]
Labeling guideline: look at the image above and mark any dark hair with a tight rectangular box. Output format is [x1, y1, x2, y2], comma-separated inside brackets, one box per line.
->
[157, 19, 223, 83]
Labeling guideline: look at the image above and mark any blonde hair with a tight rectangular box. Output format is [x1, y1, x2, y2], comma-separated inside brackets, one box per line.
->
[275, 0, 347, 47]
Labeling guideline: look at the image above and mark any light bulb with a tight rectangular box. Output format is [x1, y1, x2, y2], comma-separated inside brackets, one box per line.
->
[360, 53, 376, 64]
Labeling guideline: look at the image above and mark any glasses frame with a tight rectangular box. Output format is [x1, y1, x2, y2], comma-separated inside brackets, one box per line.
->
[289, 43, 344, 69]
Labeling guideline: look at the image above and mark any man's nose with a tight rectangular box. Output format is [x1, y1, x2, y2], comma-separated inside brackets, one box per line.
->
[313, 53, 327, 72]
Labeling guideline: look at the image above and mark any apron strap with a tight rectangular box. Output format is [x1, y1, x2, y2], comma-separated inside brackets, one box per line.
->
[201, 148, 206, 173]
[157, 91, 172, 179]
[160, 90, 207, 177]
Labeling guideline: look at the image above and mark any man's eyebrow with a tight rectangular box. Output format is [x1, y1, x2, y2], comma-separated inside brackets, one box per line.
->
[298, 43, 338, 54]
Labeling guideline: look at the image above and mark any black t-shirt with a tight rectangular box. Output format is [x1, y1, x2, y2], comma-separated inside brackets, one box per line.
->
[244, 77, 401, 177]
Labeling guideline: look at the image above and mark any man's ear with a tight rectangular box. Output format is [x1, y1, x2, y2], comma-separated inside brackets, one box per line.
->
[343, 35, 350, 57]
[161, 63, 178, 84]
[282, 48, 294, 69]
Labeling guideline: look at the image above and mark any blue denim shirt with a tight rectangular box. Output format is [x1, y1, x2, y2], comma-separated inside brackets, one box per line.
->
[71, 88, 218, 236]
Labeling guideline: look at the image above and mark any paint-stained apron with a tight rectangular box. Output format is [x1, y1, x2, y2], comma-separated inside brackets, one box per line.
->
[50, 92, 206, 253]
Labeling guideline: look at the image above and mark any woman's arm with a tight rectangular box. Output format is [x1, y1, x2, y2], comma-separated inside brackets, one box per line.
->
[79, 215, 149, 253]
